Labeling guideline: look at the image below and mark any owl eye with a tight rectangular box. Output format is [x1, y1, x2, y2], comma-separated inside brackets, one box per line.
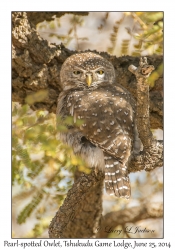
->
[73, 71, 81, 75]
[97, 70, 104, 75]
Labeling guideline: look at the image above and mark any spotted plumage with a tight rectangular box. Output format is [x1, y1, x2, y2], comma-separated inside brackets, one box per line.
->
[57, 52, 142, 198]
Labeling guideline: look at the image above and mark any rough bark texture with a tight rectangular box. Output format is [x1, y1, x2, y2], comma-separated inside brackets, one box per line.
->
[12, 12, 163, 239]
[49, 170, 104, 238]
[128, 59, 163, 173]
[27, 12, 88, 26]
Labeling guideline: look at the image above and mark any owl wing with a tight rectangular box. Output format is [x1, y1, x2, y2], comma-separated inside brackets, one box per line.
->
[64, 85, 136, 198]
[65, 85, 135, 161]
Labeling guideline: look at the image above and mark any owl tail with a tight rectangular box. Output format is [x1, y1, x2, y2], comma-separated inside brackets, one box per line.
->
[104, 155, 131, 199]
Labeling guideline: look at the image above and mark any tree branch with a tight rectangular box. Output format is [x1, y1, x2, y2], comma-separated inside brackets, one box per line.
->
[49, 170, 104, 238]
[27, 12, 89, 26]
[128, 58, 163, 172]
[129, 57, 155, 148]
[98, 202, 163, 238]
[128, 140, 163, 173]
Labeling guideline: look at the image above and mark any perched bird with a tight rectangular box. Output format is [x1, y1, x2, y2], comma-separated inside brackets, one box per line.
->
[57, 52, 141, 198]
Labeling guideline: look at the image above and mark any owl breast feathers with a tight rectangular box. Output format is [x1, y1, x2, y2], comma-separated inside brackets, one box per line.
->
[57, 52, 141, 199]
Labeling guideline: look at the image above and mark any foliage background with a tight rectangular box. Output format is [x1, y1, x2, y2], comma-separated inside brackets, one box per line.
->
[12, 12, 163, 238]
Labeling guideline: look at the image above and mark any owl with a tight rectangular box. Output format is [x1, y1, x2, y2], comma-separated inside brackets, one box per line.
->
[57, 52, 141, 199]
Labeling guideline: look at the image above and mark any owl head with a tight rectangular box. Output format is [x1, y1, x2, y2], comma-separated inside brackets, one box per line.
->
[60, 52, 115, 91]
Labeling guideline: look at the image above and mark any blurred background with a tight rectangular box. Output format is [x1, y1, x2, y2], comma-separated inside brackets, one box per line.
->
[12, 11, 163, 238]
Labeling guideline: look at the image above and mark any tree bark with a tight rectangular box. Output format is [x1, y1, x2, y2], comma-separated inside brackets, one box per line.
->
[12, 12, 163, 239]
[27, 12, 88, 25]
[49, 170, 104, 238]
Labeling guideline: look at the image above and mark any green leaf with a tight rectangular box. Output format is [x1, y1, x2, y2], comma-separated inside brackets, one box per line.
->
[17, 191, 44, 224]
[25, 90, 48, 105]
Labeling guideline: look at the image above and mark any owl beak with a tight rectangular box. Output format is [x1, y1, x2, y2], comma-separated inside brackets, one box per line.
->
[86, 74, 92, 87]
